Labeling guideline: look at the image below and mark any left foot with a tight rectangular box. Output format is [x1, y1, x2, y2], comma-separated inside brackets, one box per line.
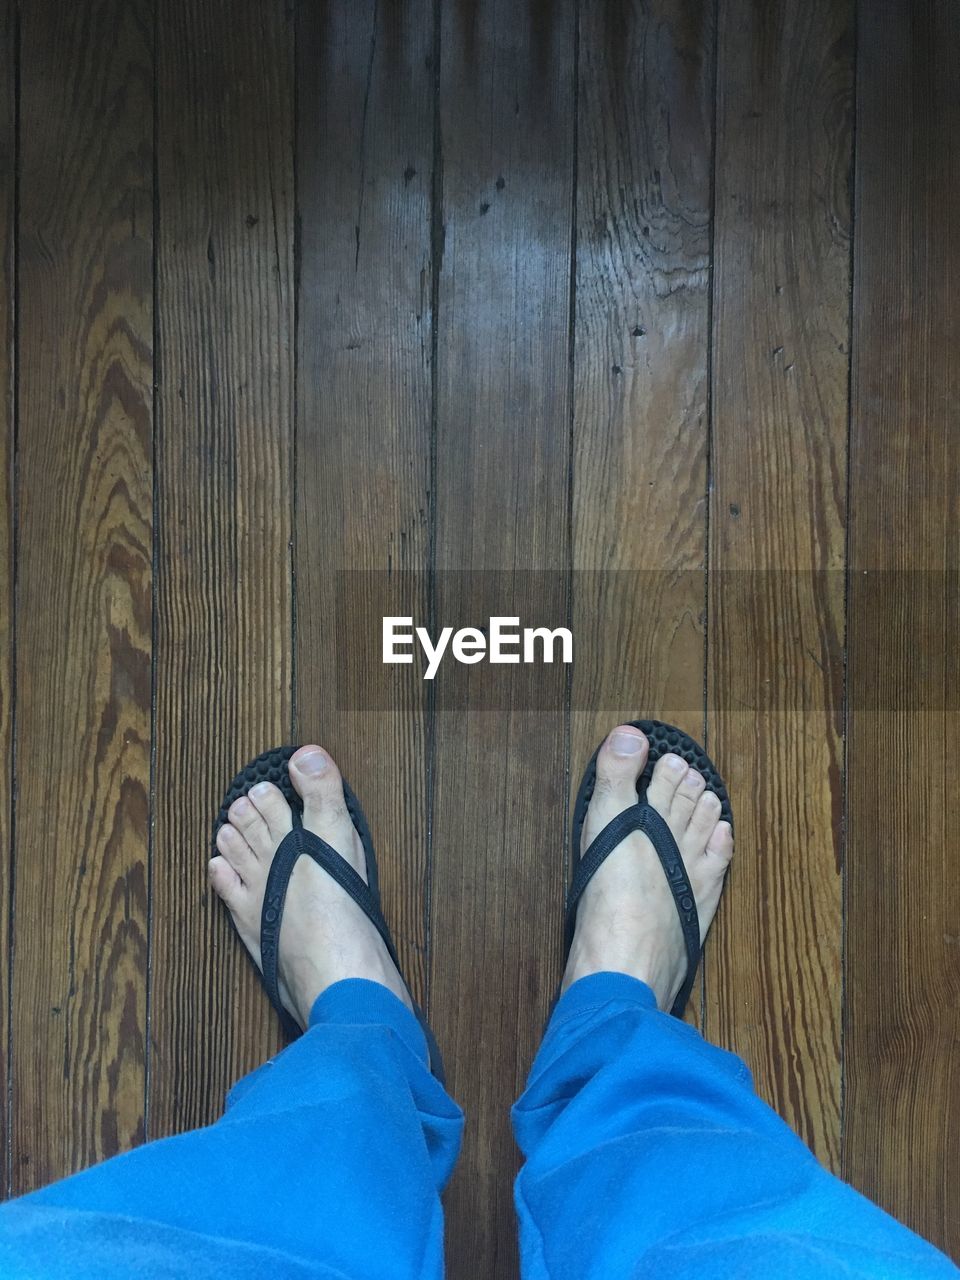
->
[208, 745, 412, 1029]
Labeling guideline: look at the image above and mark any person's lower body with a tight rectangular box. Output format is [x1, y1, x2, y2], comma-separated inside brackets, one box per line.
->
[513, 971, 958, 1279]
[1, 728, 956, 1278]
[0, 978, 462, 1279]
[1, 968, 955, 1278]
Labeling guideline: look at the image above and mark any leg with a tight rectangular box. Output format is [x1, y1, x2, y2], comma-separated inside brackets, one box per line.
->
[512, 727, 959, 1280]
[0, 747, 463, 1278]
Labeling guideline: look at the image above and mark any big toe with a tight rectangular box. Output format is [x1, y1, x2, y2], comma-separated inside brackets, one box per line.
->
[586, 727, 649, 836]
[597, 725, 649, 784]
[288, 744, 366, 879]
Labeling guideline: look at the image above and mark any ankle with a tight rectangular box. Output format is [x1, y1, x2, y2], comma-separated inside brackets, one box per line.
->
[562, 938, 681, 1010]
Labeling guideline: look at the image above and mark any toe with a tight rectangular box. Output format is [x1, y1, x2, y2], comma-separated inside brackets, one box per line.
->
[215, 823, 258, 882]
[209, 853, 244, 904]
[289, 745, 366, 879]
[671, 766, 706, 828]
[246, 780, 294, 844]
[293, 747, 353, 824]
[687, 788, 723, 848]
[705, 819, 734, 867]
[584, 727, 649, 846]
[594, 727, 649, 800]
[288, 745, 343, 811]
[227, 795, 273, 859]
[645, 751, 687, 813]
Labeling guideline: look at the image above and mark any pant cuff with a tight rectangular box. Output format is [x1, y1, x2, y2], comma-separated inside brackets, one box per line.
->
[549, 970, 658, 1031]
[308, 978, 430, 1068]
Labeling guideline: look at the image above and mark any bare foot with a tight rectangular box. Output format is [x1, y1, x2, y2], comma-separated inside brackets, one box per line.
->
[208, 745, 411, 1030]
[562, 725, 734, 1011]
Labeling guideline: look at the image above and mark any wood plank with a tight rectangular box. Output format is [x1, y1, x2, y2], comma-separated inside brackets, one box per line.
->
[845, 0, 960, 1255]
[150, 0, 294, 1134]
[572, 0, 713, 1021]
[294, 2, 434, 1000]
[706, 0, 853, 1168]
[0, 0, 14, 1199]
[12, 0, 153, 1190]
[430, 3, 574, 1273]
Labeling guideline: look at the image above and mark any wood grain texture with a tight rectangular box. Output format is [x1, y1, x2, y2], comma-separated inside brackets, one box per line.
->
[150, 0, 294, 1134]
[845, 0, 960, 1255]
[571, 0, 713, 1026]
[11, 0, 153, 1190]
[706, 0, 852, 1167]
[294, 0, 434, 1000]
[0, 0, 14, 1199]
[430, 2, 574, 1273]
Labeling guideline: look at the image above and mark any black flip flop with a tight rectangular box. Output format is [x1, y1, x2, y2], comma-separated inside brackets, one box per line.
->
[566, 719, 734, 1018]
[212, 745, 445, 1083]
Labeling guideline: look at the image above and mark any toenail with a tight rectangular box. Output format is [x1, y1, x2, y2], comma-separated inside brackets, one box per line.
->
[611, 731, 643, 756]
[232, 797, 251, 815]
[296, 750, 327, 776]
[685, 769, 701, 784]
[250, 782, 273, 799]
[664, 754, 685, 772]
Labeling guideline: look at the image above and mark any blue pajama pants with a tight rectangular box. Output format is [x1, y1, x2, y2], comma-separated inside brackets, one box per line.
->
[0, 972, 955, 1278]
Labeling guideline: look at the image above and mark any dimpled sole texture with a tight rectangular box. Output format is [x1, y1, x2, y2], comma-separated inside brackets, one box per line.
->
[212, 745, 301, 852]
[572, 719, 734, 863]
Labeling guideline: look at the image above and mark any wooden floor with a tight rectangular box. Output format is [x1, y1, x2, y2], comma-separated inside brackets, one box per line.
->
[2, 0, 958, 1271]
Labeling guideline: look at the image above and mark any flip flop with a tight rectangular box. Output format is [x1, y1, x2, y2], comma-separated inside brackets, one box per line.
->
[565, 719, 734, 1018]
[212, 745, 445, 1083]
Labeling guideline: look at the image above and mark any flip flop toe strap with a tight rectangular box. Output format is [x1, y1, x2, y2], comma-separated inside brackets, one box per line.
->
[260, 827, 399, 1035]
[565, 803, 701, 1019]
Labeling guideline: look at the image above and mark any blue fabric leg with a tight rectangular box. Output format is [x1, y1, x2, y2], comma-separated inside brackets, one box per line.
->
[512, 971, 959, 1280]
[0, 980, 463, 1280]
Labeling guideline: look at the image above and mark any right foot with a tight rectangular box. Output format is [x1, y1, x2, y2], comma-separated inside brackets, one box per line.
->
[208, 745, 412, 1030]
[562, 725, 734, 1011]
